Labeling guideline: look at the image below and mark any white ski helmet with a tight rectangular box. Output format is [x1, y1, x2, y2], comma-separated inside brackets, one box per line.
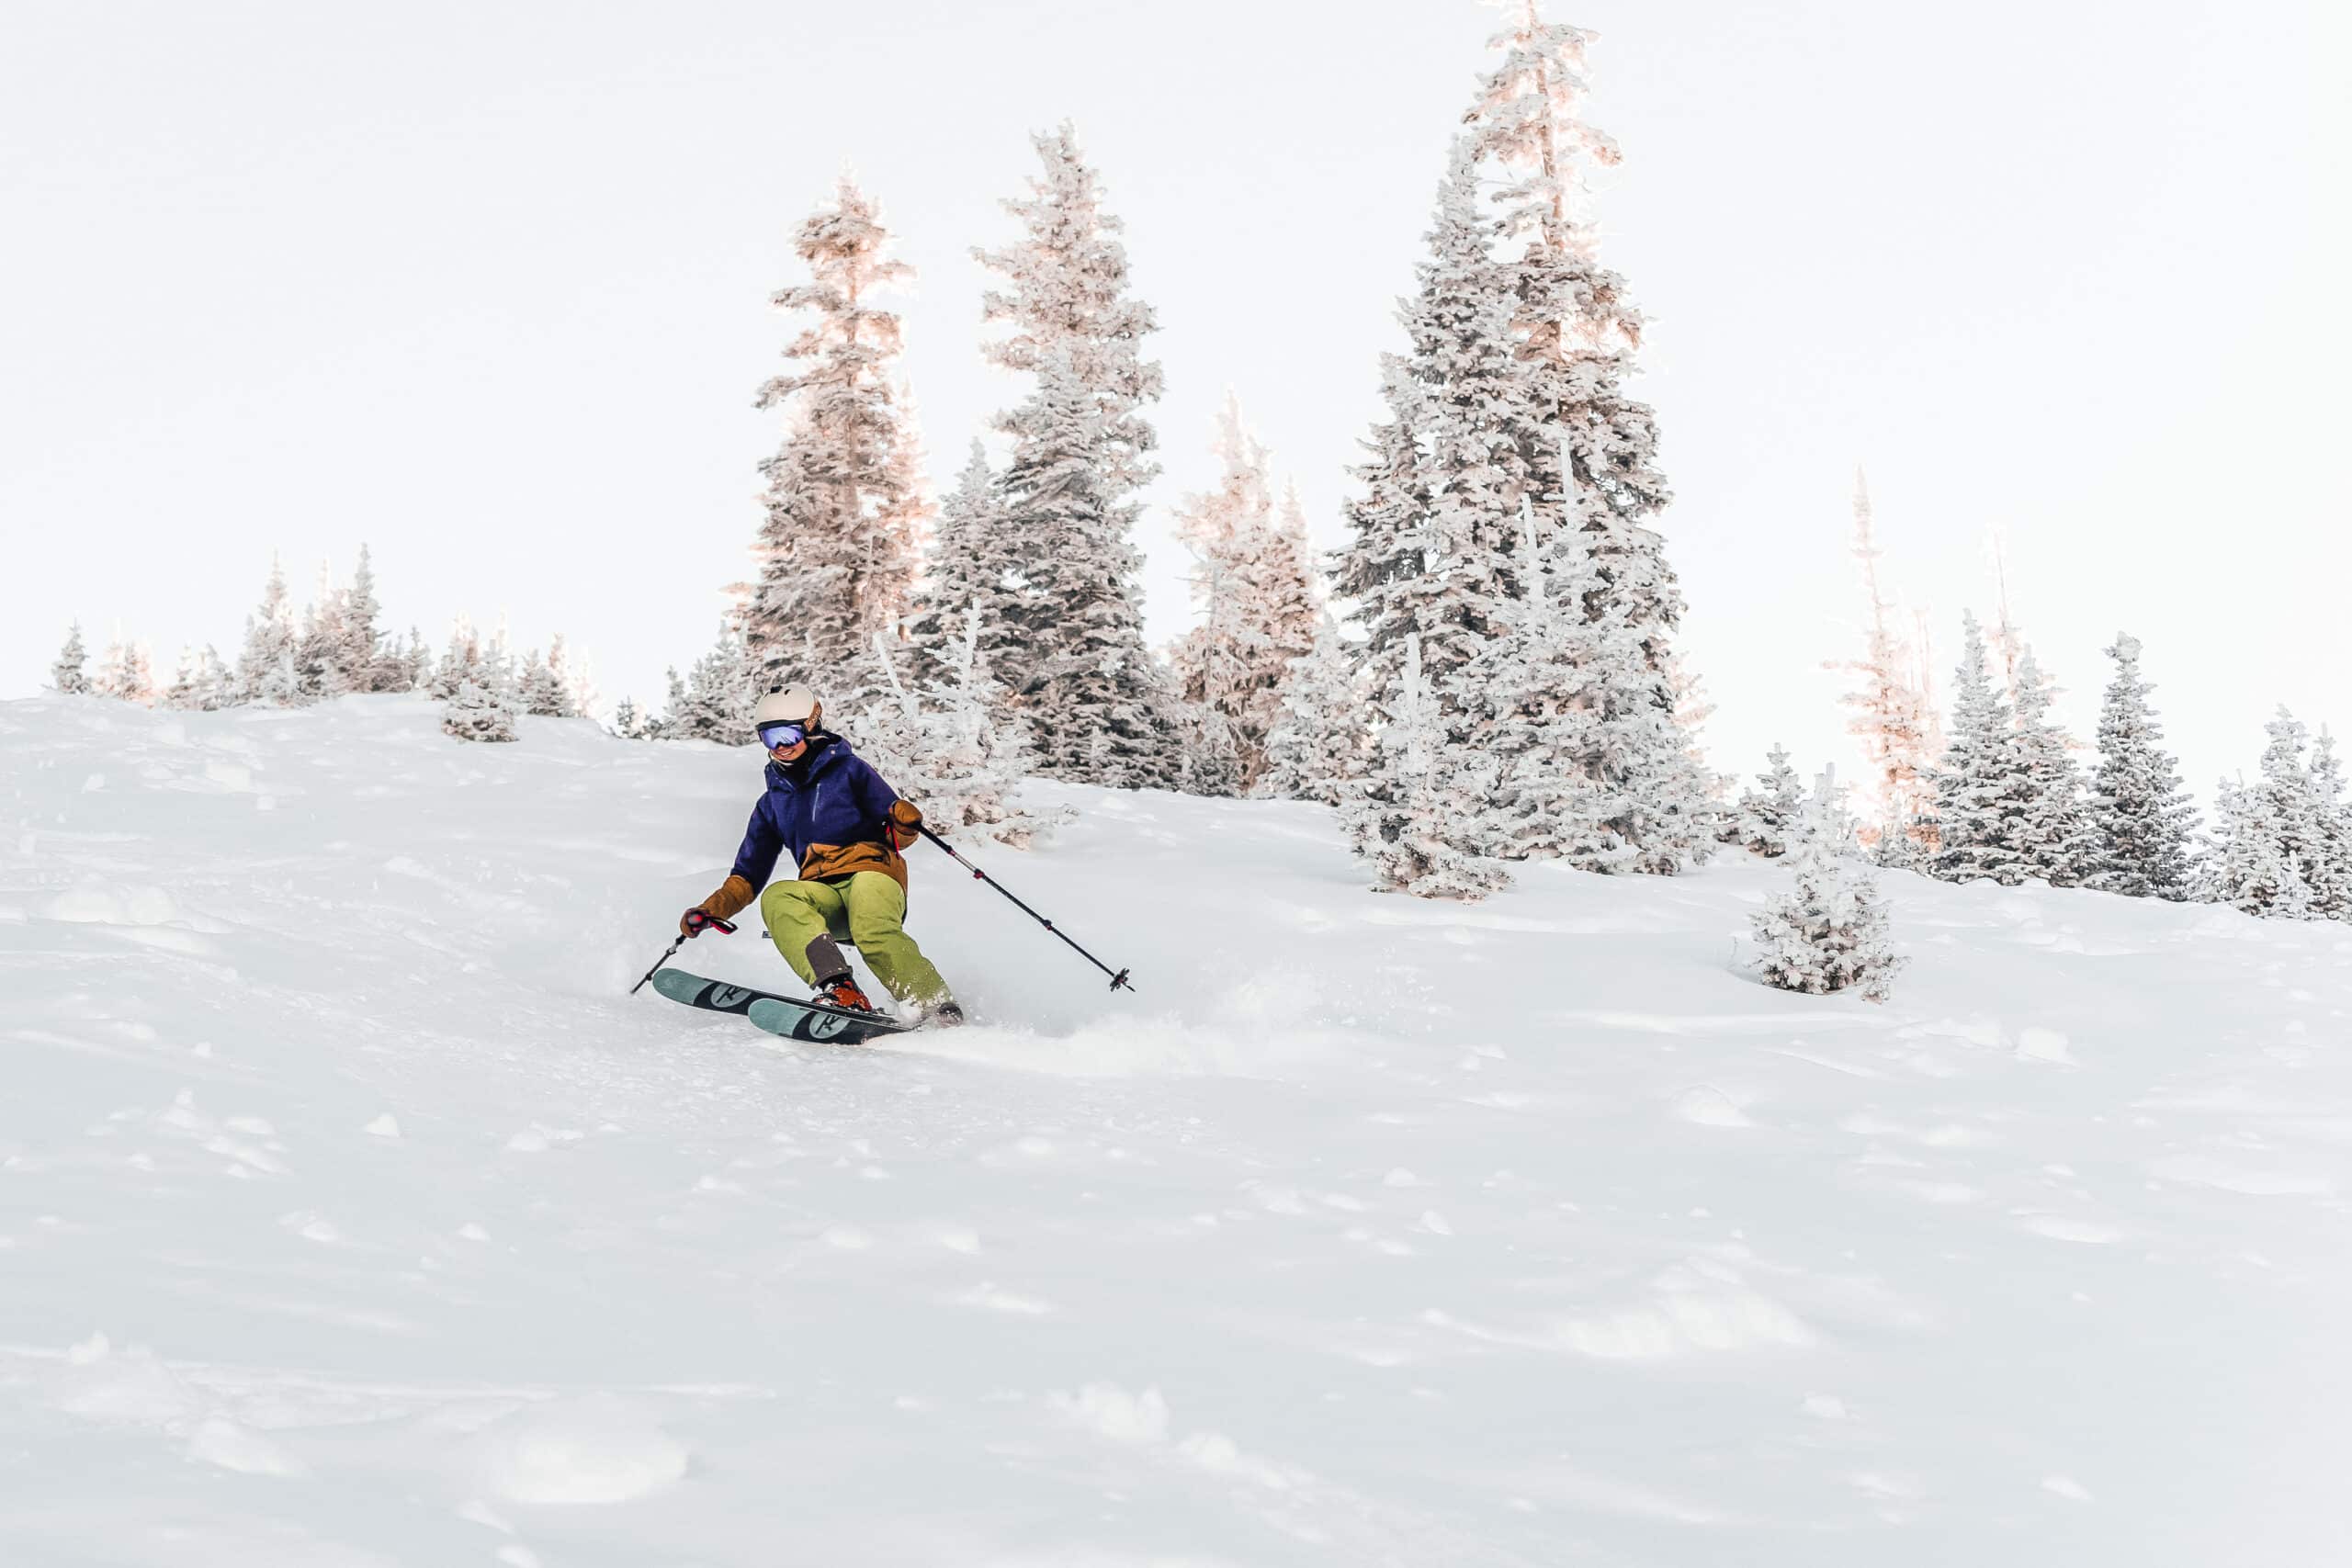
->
[754, 684, 820, 727]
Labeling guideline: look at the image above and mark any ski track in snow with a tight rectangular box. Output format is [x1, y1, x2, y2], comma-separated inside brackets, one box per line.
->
[2, 695, 2348, 1565]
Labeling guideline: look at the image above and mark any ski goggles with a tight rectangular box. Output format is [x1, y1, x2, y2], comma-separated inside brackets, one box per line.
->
[757, 721, 808, 751]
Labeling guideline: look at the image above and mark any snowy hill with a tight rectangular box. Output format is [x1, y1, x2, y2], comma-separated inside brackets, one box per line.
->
[3, 695, 2346, 1566]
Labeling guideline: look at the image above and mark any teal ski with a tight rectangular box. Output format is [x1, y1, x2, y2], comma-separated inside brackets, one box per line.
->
[650, 967, 913, 1046]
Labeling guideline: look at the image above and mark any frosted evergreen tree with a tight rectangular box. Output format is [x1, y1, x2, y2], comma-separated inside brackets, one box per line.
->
[440, 675, 517, 744]
[1750, 765, 1906, 1002]
[973, 126, 1178, 786]
[161, 647, 232, 711]
[2304, 728, 2351, 920]
[1339, 144, 1525, 706]
[50, 624, 90, 694]
[516, 639, 582, 719]
[94, 634, 154, 705]
[1260, 613, 1363, 806]
[2255, 708, 2329, 915]
[337, 545, 406, 692]
[425, 619, 481, 702]
[906, 442, 1014, 683]
[293, 563, 353, 705]
[233, 556, 300, 705]
[661, 617, 760, 743]
[2086, 632, 2198, 899]
[2199, 774, 2310, 918]
[1344, 634, 1509, 899]
[1728, 744, 1806, 859]
[1463, 9, 1684, 676]
[744, 177, 929, 705]
[858, 614, 1055, 848]
[611, 697, 647, 740]
[2009, 647, 2096, 885]
[991, 348, 1180, 786]
[1931, 612, 2029, 884]
[1168, 399, 1322, 794]
[1833, 470, 1937, 862]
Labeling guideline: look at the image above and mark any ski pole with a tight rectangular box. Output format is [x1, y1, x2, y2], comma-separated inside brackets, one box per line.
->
[918, 825, 1135, 992]
[628, 916, 735, 994]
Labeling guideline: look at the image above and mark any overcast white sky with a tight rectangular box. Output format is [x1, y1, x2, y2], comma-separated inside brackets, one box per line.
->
[4, 0, 2346, 796]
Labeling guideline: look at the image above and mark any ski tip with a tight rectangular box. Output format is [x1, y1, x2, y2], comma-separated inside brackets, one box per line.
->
[648, 967, 707, 1005]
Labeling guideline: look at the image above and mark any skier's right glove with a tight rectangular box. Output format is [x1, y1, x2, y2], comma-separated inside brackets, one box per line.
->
[681, 874, 757, 937]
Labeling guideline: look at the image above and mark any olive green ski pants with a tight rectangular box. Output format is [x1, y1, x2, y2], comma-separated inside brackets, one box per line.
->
[759, 871, 952, 1007]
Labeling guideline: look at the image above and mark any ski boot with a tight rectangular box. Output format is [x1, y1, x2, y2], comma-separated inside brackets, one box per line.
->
[805, 933, 881, 1015]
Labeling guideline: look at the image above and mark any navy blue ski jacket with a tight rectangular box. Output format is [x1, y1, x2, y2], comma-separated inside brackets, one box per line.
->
[728, 735, 908, 894]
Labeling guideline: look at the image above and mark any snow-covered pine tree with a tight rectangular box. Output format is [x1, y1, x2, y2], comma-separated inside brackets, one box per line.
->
[50, 624, 91, 694]
[1343, 633, 1508, 899]
[2256, 707, 2327, 916]
[2198, 774, 2310, 918]
[1931, 612, 2030, 884]
[1749, 765, 1906, 1002]
[425, 619, 481, 702]
[610, 697, 647, 740]
[1459, 11, 1714, 872]
[2303, 728, 2351, 920]
[1167, 398, 1323, 795]
[2009, 646, 2096, 886]
[1260, 613, 1363, 806]
[159, 647, 232, 711]
[93, 633, 154, 705]
[1340, 143, 1524, 706]
[744, 177, 929, 707]
[990, 347, 1181, 786]
[440, 674, 517, 743]
[1832, 469, 1938, 862]
[2086, 632, 2198, 899]
[233, 556, 300, 706]
[857, 613, 1052, 848]
[660, 617, 760, 743]
[292, 562, 352, 704]
[342, 544, 401, 692]
[1728, 744, 1807, 859]
[906, 441, 1015, 685]
[973, 124, 1178, 788]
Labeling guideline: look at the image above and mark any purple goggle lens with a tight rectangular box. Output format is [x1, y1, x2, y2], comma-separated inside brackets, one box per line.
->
[758, 722, 808, 750]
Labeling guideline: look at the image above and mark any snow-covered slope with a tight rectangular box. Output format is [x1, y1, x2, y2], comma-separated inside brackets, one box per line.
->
[3, 695, 2346, 1567]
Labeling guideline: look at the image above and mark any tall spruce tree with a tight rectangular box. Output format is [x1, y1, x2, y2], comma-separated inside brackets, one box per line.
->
[1260, 613, 1363, 806]
[973, 125, 1177, 787]
[2199, 774, 2309, 917]
[234, 556, 300, 705]
[2009, 647, 2096, 885]
[1931, 612, 2029, 884]
[2256, 708, 2328, 915]
[2086, 632, 2197, 899]
[1343, 633, 1508, 899]
[50, 624, 91, 694]
[1169, 397, 1320, 794]
[745, 177, 928, 706]
[2305, 728, 2351, 919]
[907, 441, 1012, 683]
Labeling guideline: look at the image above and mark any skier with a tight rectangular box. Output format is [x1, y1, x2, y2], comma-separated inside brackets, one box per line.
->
[679, 684, 964, 1026]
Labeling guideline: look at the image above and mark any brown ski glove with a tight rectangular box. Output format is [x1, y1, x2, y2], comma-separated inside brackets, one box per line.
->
[681, 874, 756, 936]
[887, 798, 923, 851]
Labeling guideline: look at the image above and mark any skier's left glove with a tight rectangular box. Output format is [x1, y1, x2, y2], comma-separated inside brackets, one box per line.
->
[682, 874, 756, 936]
[886, 798, 923, 852]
